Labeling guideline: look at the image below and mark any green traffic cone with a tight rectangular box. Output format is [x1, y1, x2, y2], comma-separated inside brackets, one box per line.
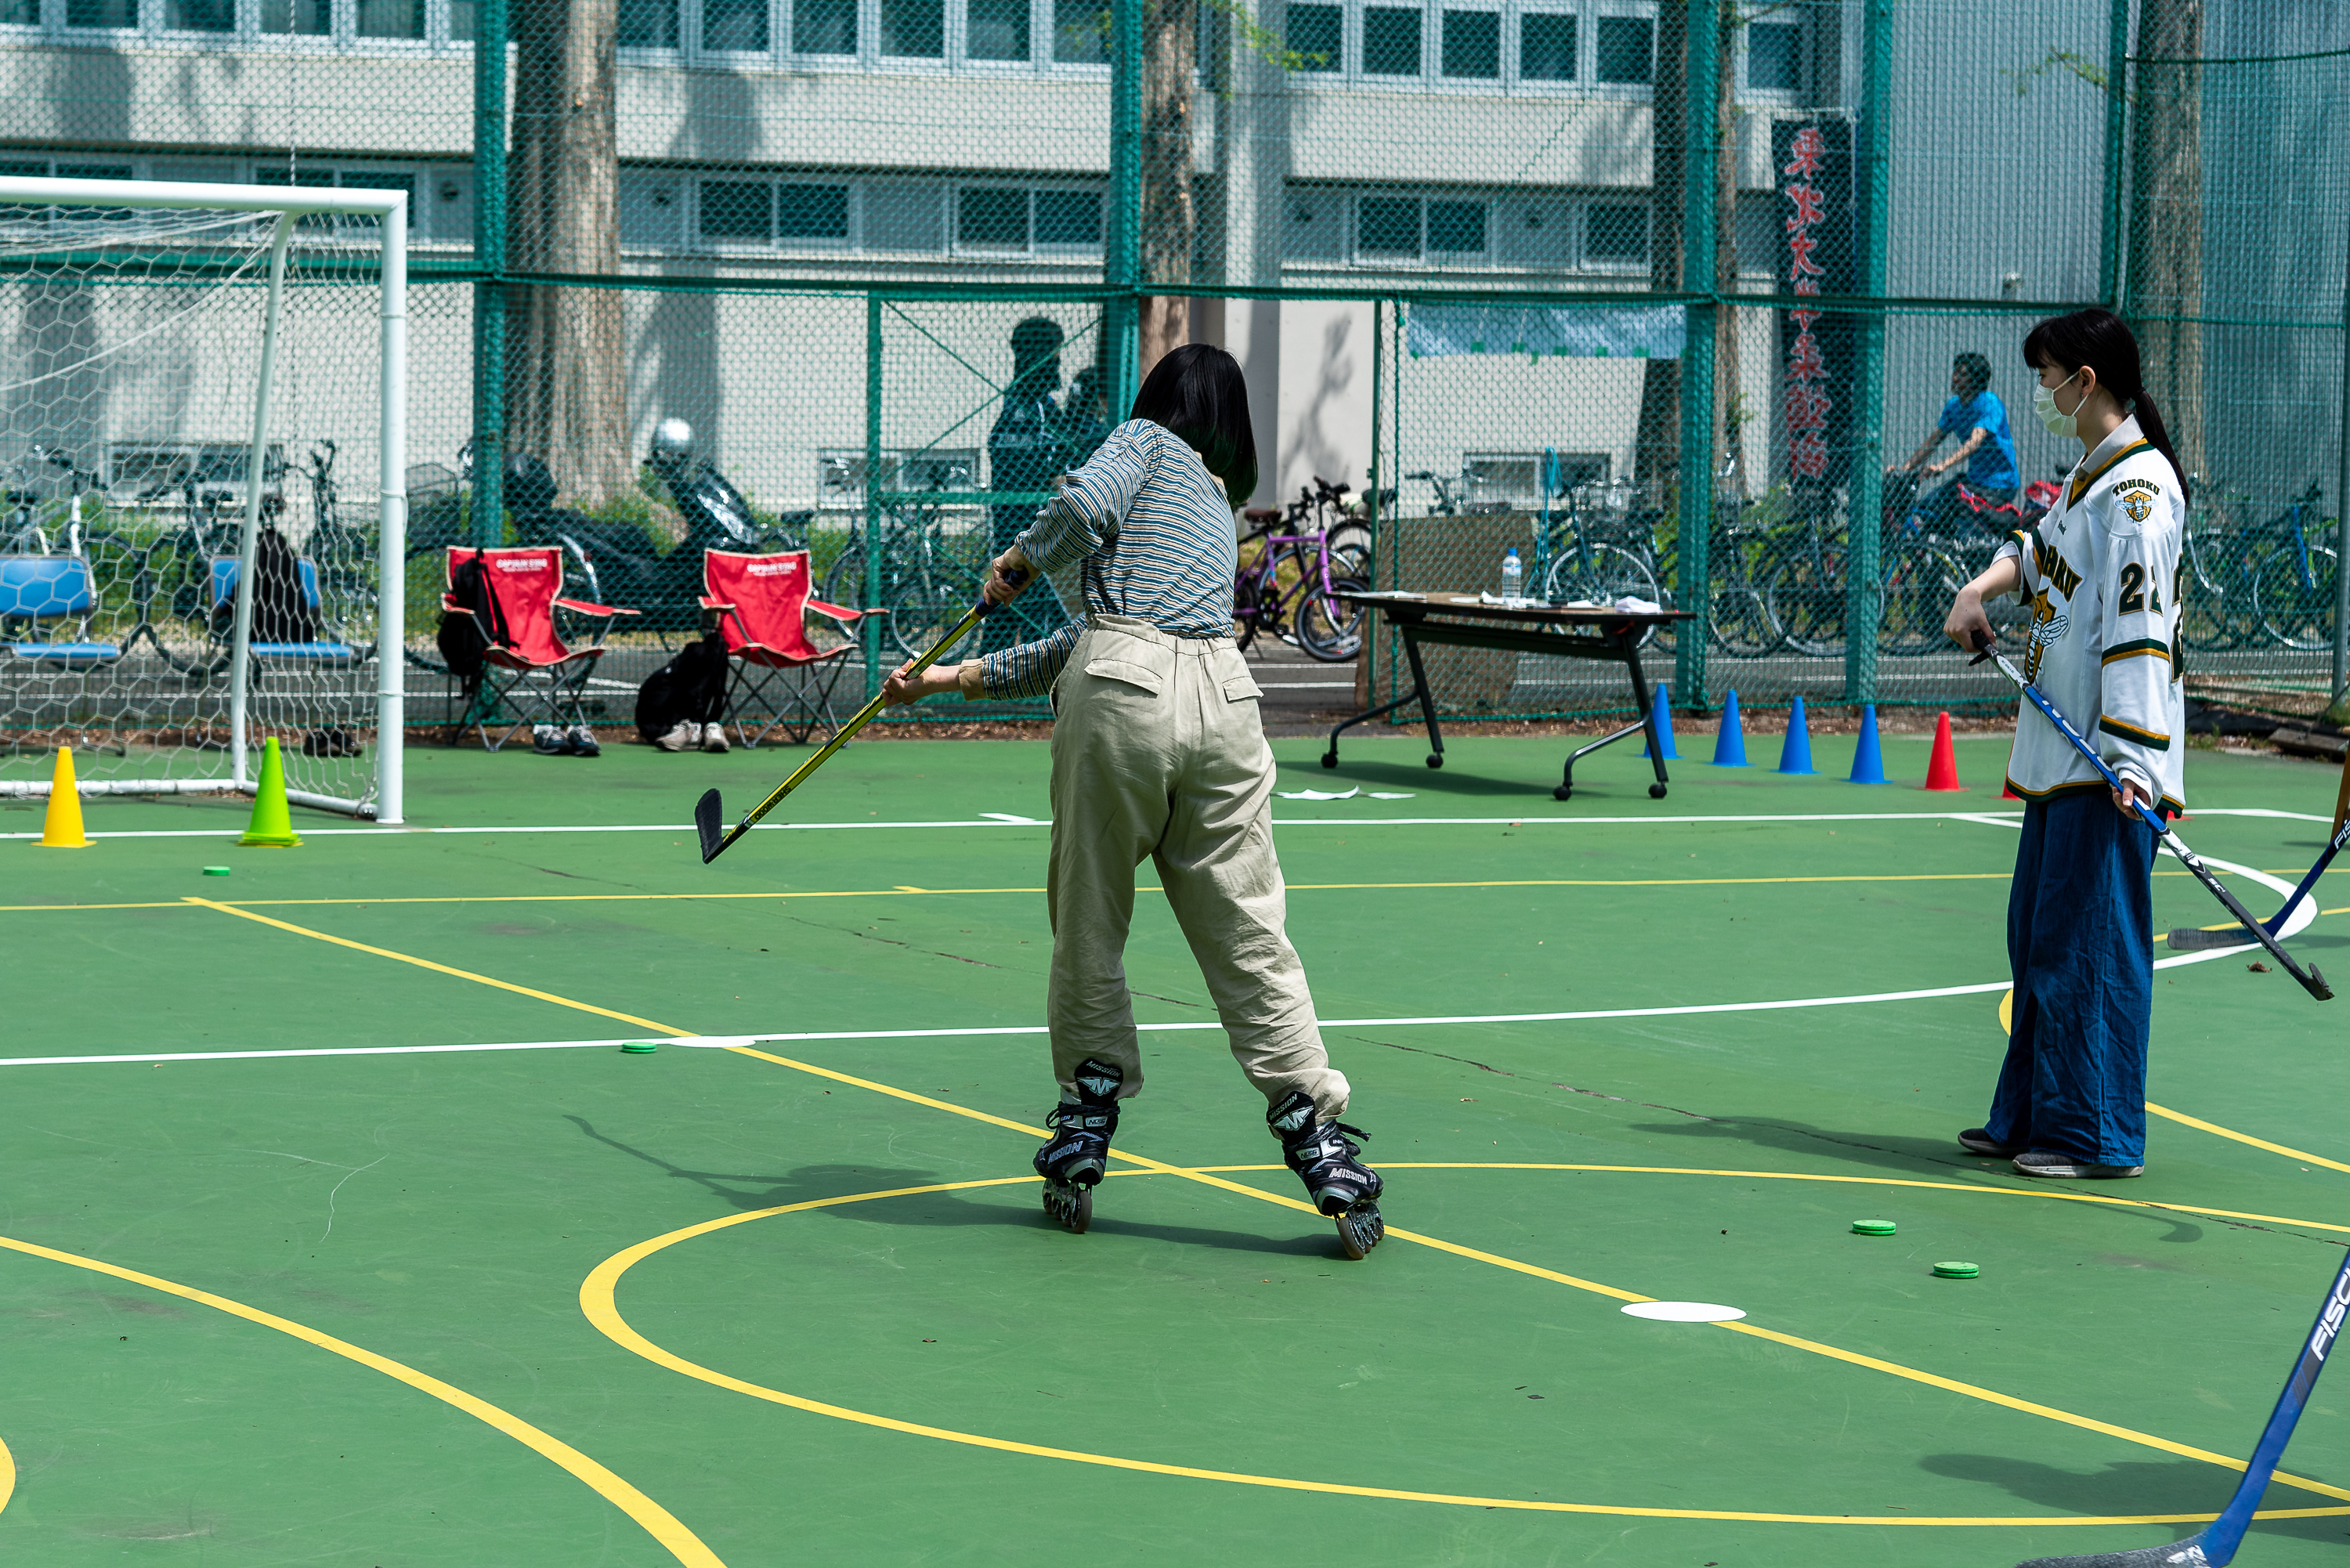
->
[239, 735, 303, 847]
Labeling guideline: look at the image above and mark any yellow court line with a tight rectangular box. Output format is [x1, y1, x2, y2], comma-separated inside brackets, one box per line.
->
[580, 1176, 2350, 1528]
[2149, 1103, 2350, 1178]
[0, 1232, 722, 1566]
[193, 905, 2350, 1508]
[0, 1429, 13, 1517]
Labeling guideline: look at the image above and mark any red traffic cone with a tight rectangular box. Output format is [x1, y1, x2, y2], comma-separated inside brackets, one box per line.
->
[1923, 710, 1965, 791]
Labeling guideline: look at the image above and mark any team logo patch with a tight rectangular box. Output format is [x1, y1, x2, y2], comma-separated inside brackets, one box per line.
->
[2023, 591, 2070, 681]
[2115, 478, 2159, 524]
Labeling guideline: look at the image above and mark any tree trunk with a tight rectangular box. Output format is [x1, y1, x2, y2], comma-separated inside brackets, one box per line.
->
[1632, 1, 1687, 489]
[1711, 5, 1740, 492]
[1137, 0, 1196, 381]
[507, 0, 631, 508]
[2127, 0, 2203, 480]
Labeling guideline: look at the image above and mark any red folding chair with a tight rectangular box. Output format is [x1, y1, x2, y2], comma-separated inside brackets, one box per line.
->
[442, 546, 638, 750]
[700, 549, 863, 746]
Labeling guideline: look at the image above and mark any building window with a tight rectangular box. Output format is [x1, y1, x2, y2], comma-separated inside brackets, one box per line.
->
[63, 0, 134, 26]
[163, 0, 236, 32]
[1054, 0, 1105, 60]
[700, 180, 773, 241]
[1518, 10, 1572, 79]
[1593, 13, 1651, 83]
[1287, 2, 1339, 70]
[1585, 202, 1645, 264]
[966, 0, 1027, 58]
[703, 0, 767, 50]
[957, 186, 1029, 250]
[1426, 197, 1486, 254]
[1357, 195, 1419, 256]
[793, 0, 853, 49]
[618, 0, 678, 45]
[880, 0, 944, 55]
[1747, 18, 1799, 92]
[1034, 189, 1101, 247]
[356, 0, 423, 38]
[1439, 8, 1495, 78]
[776, 182, 850, 240]
[1361, 5, 1417, 74]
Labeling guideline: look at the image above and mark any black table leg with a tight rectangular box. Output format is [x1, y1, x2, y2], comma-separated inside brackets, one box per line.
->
[1622, 638, 1668, 799]
[1401, 628, 1444, 769]
[1321, 692, 1422, 768]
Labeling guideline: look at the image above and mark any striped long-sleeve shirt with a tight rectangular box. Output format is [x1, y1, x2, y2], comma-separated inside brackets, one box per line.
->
[972, 419, 1237, 700]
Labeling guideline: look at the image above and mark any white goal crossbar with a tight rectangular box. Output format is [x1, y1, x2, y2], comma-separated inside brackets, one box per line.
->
[0, 176, 407, 822]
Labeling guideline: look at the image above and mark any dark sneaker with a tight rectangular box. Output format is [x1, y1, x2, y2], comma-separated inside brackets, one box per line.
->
[1034, 1057, 1123, 1234]
[2013, 1148, 2143, 1180]
[1958, 1127, 2025, 1157]
[530, 724, 566, 755]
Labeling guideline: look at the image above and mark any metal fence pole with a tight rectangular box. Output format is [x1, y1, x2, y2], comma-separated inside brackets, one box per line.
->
[2334, 233, 2350, 713]
[2098, 0, 2131, 306]
[1673, 0, 1719, 710]
[1844, 0, 1894, 705]
[472, 0, 506, 547]
[866, 291, 885, 703]
[1106, 0, 1141, 416]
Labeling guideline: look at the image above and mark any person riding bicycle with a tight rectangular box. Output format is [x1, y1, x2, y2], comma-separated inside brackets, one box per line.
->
[1893, 351, 2021, 537]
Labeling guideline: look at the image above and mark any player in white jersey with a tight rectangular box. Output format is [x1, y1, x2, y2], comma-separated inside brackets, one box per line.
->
[1943, 308, 2190, 1180]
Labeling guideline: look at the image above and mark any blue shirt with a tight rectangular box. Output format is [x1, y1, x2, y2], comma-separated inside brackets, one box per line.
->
[1939, 390, 2020, 491]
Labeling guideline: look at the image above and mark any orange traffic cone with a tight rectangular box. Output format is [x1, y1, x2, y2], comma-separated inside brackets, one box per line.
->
[1922, 710, 1965, 792]
[36, 745, 92, 847]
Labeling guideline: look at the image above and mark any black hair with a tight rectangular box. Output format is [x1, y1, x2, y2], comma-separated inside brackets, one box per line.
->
[2021, 308, 2191, 504]
[1952, 351, 1990, 396]
[1009, 316, 1065, 396]
[1129, 342, 1260, 504]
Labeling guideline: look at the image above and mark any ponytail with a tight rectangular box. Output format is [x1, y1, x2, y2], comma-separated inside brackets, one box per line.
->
[2021, 307, 2193, 506]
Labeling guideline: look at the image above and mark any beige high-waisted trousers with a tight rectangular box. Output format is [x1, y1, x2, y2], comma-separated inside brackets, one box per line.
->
[1045, 615, 1350, 1118]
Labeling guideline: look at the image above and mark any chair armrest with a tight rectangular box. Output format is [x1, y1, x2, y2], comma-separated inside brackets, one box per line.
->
[554, 597, 639, 616]
[805, 598, 864, 624]
[699, 596, 736, 611]
[440, 595, 473, 615]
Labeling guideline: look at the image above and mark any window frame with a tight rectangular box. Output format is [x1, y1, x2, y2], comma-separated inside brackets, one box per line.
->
[1737, 11, 1804, 103]
[1587, 0, 1656, 94]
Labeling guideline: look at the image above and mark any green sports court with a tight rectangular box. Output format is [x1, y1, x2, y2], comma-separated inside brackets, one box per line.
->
[5, 729, 2346, 1566]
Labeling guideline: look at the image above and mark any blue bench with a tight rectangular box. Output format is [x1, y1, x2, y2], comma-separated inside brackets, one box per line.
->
[1, 556, 120, 665]
[209, 557, 357, 660]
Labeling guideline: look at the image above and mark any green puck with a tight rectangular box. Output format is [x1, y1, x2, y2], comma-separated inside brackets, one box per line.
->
[201, 866, 231, 876]
[1852, 1219, 1897, 1236]
[1932, 1261, 1979, 1279]
[620, 1041, 660, 1054]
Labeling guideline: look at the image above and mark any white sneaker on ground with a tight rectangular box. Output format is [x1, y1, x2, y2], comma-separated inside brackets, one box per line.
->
[530, 724, 566, 755]
[568, 724, 602, 757]
[701, 721, 730, 753]
[655, 720, 699, 752]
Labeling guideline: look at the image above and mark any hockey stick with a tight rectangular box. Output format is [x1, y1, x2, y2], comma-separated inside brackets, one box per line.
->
[2166, 811, 2350, 951]
[694, 568, 1026, 865]
[1969, 633, 2330, 1000]
[2016, 1243, 2350, 1568]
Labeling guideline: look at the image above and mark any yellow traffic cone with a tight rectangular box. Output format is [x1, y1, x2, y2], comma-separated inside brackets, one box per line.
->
[36, 745, 92, 848]
[238, 735, 302, 847]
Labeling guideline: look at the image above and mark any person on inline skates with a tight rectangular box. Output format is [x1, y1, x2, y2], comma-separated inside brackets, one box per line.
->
[880, 343, 1385, 1259]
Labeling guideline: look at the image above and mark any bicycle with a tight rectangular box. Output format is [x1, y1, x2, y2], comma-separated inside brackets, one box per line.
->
[1231, 508, 1366, 662]
[2249, 482, 2339, 652]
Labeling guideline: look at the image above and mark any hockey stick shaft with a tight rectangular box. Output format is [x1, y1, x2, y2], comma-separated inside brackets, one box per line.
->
[2166, 805, 2350, 949]
[2197, 1244, 2350, 1564]
[1972, 639, 2331, 999]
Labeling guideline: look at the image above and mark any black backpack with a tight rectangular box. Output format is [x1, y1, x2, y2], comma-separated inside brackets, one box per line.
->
[210, 525, 321, 646]
[435, 552, 511, 683]
[636, 632, 730, 741]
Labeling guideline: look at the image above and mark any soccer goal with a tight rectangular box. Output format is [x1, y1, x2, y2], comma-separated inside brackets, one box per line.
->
[0, 175, 407, 822]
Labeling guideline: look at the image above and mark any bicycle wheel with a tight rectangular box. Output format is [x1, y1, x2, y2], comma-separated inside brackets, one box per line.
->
[888, 572, 970, 660]
[1880, 545, 1962, 656]
[78, 529, 146, 645]
[822, 536, 870, 609]
[1325, 519, 1374, 580]
[2254, 541, 2339, 651]
[1294, 574, 1368, 661]
[1551, 543, 1662, 648]
[1765, 549, 1847, 657]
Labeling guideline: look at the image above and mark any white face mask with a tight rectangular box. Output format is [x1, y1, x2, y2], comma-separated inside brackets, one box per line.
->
[2033, 368, 2084, 438]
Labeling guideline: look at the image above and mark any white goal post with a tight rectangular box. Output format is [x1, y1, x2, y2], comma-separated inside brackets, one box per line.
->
[0, 176, 407, 822]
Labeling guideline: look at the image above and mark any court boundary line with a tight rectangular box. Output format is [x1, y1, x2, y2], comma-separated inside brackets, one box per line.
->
[0, 1232, 722, 1566]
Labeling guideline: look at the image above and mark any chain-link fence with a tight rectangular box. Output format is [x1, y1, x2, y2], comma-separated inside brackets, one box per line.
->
[0, 0, 2341, 739]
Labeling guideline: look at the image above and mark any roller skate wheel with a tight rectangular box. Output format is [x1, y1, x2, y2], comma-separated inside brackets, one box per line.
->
[1335, 1199, 1384, 1260]
[1042, 1180, 1093, 1234]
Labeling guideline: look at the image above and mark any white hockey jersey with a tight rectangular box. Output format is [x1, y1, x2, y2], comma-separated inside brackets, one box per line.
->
[1990, 415, 2186, 815]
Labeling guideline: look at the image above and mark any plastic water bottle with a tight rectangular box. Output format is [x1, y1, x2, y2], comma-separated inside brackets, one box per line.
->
[1500, 546, 1522, 606]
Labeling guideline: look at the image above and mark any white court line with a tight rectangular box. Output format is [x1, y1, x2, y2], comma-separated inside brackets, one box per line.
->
[2, 805, 2327, 840]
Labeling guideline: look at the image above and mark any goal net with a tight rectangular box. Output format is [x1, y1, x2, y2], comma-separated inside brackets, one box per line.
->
[0, 176, 406, 822]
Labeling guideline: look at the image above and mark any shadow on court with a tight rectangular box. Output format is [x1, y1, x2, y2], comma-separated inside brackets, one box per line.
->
[1920, 1453, 2350, 1548]
[566, 1116, 1334, 1256]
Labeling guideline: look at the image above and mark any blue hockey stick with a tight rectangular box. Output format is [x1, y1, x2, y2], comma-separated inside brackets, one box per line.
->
[2016, 1244, 2350, 1567]
[1970, 634, 2330, 1001]
[2167, 811, 2350, 952]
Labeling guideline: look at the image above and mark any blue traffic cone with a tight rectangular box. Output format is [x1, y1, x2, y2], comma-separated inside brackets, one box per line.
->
[1639, 683, 1677, 760]
[1712, 689, 1748, 767]
[1848, 703, 1887, 784]
[1777, 695, 1817, 775]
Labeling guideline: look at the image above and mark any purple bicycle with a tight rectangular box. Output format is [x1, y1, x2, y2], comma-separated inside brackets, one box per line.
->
[1234, 482, 1367, 662]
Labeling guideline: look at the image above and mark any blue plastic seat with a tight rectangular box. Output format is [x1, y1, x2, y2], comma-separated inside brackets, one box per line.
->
[209, 557, 356, 660]
[2, 557, 121, 664]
